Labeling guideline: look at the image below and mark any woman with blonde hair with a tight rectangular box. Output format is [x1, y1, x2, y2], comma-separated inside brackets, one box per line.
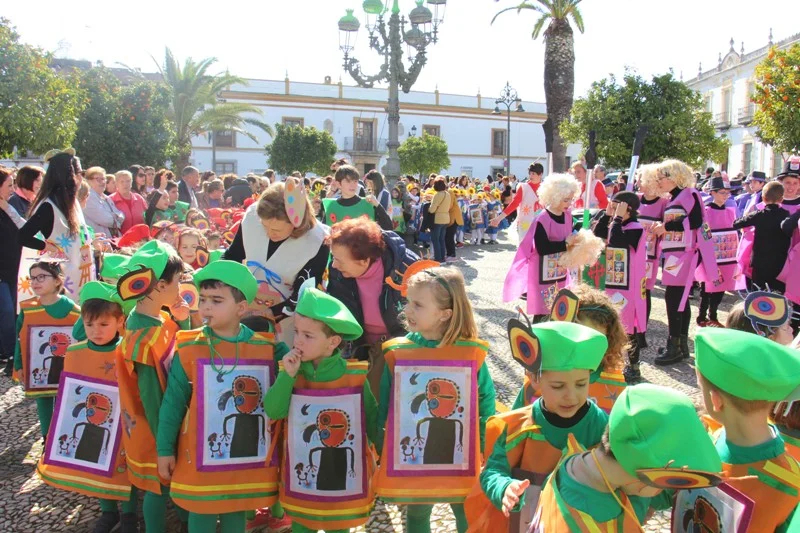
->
[650, 159, 719, 365]
[503, 173, 581, 321]
[635, 164, 668, 339]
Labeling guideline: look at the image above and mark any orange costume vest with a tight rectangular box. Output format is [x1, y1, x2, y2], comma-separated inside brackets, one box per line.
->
[521, 367, 626, 414]
[464, 408, 564, 533]
[18, 298, 80, 398]
[168, 329, 279, 513]
[374, 337, 488, 504]
[280, 360, 376, 531]
[116, 311, 178, 493]
[37, 339, 131, 501]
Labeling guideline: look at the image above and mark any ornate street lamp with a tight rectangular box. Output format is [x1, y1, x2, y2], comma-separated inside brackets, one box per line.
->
[338, 0, 447, 182]
[491, 82, 524, 176]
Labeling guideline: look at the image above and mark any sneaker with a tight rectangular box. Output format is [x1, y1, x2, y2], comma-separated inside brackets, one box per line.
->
[623, 364, 642, 384]
[696, 318, 709, 327]
[445, 256, 458, 263]
[120, 512, 138, 533]
[92, 512, 120, 533]
[706, 320, 723, 328]
[456, 242, 464, 248]
[480, 239, 488, 244]
[247, 508, 292, 532]
[488, 240, 497, 245]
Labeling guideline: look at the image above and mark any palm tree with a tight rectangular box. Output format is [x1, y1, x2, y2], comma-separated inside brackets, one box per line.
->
[493, 1, 585, 173]
[155, 48, 273, 171]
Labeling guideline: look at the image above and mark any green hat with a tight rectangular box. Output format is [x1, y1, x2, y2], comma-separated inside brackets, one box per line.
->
[101, 253, 129, 280]
[116, 240, 176, 301]
[209, 249, 224, 264]
[696, 328, 800, 402]
[609, 384, 722, 485]
[193, 260, 258, 304]
[80, 281, 135, 315]
[295, 288, 363, 341]
[508, 319, 607, 374]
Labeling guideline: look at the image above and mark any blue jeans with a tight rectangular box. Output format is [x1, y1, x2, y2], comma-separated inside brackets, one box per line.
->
[0, 281, 16, 360]
[432, 224, 447, 262]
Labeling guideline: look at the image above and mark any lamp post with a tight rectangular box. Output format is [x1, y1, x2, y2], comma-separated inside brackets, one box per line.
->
[491, 82, 524, 176]
[338, 0, 446, 182]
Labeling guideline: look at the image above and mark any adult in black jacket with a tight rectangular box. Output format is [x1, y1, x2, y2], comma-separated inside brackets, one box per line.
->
[0, 168, 22, 374]
[178, 166, 200, 208]
[327, 218, 420, 398]
[223, 177, 255, 207]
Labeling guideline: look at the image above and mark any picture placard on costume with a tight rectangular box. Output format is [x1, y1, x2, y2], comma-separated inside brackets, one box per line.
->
[284, 388, 367, 502]
[196, 359, 272, 471]
[24, 325, 74, 393]
[661, 208, 688, 251]
[604, 247, 629, 289]
[539, 252, 567, 284]
[712, 229, 739, 265]
[43, 373, 122, 476]
[638, 217, 659, 259]
[470, 207, 484, 226]
[672, 484, 753, 533]
[386, 359, 477, 478]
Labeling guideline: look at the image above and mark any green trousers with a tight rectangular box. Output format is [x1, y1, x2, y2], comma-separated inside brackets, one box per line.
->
[143, 485, 188, 533]
[98, 486, 138, 514]
[35, 397, 54, 438]
[406, 503, 467, 533]
[188, 511, 245, 533]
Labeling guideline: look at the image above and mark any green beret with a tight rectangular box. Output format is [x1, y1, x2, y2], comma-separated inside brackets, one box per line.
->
[610, 384, 721, 478]
[532, 321, 607, 372]
[696, 328, 800, 402]
[124, 240, 173, 278]
[295, 288, 363, 341]
[209, 249, 224, 264]
[80, 281, 121, 305]
[100, 253, 129, 280]
[193, 260, 258, 304]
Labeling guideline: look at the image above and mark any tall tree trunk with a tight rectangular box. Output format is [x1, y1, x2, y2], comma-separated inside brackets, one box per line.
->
[543, 20, 575, 173]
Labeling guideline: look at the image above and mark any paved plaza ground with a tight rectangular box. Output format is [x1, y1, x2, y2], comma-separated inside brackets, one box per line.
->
[0, 231, 724, 532]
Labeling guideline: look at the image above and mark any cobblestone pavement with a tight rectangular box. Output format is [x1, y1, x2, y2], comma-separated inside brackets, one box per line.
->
[0, 232, 725, 532]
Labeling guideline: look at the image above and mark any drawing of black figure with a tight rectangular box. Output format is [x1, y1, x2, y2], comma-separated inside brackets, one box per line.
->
[41, 332, 71, 384]
[301, 408, 355, 491]
[217, 375, 266, 458]
[409, 377, 464, 464]
[71, 392, 113, 463]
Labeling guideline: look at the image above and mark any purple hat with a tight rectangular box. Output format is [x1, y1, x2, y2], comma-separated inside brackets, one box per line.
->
[745, 171, 767, 183]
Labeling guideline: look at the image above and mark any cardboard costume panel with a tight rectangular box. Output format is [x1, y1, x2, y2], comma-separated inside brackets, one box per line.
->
[539, 253, 567, 284]
[196, 359, 272, 471]
[711, 229, 739, 265]
[673, 484, 754, 533]
[24, 325, 75, 395]
[605, 247, 629, 289]
[44, 373, 122, 477]
[661, 208, 688, 251]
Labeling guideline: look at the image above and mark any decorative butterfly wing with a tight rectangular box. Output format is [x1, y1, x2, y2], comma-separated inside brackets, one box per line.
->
[117, 267, 156, 301]
[180, 282, 199, 311]
[195, 247, 210, 268]
[507, 319, 542, 374]
[153, 220, 173, 230]
[284, 177, 307, 228]
[223, 230, 236, 245]
[744, 291, 789, 332]
[550, 288, 580, 322]
[636, 468, 723, 489]
[384, 259, 441, 297]
[192, 217, 210, 230]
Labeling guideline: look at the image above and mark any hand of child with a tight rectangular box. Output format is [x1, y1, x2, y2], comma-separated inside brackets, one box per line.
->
[652, 223, 666, 237]
[366, 194, 379, 207]
[490, 215, 502, 227]
[170, 299, 191, 322]
[605, 202, 616, 217]
[614, 201, 628, 219]
[283, 350, 302, 378]
[158, 456, 176, 481]
[501, 478, 531, 517]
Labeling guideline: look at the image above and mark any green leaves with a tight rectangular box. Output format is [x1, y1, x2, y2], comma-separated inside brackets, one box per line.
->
[492, 0, 584, 38]
[561, 72, 729, 169]
[398, 133, 451, 177]
[751, 44, 800, 155]
[265, 124, 337, 176]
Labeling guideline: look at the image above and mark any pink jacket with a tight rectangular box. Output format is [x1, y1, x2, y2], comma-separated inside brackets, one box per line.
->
[111, 192, 147, 233]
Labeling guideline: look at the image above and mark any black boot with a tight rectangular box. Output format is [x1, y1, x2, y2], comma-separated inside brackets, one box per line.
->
[679, 334, 691, 359]
[120, 512, 138, 533]
[640, 333, 648, 349]
[623, 363, 642, 384]
[654, 336, 684, 366]
[92, 512, 120, 533]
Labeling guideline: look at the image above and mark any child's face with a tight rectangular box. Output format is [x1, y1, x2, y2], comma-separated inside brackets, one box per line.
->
[156, 229, 175, 247]
[84, 313, 124, 345]
[536, 369, 590, 418]
[554, 197, 573, 212]
[153, 274, 181, 308]
[30, 267, 60, 297]
[783, 176, 800, 198]
[293, 314, 341, 363]
[168, 188, 179, 204]
[207, 237, 221, 250]
[340, 177, 359, 198]
[770, 319, 794, 346]
[179, 235, 200, 263]
[199, 285, 247, 330]
[710, 190, 730, 205]
[156, 194, 170, 210]
[404, 284, 451, 337]
[392, 189, 400, 200]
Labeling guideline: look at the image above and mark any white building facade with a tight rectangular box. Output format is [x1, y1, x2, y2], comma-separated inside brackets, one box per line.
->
[189, 76, 580, 179]
[685, 31, 800, 178]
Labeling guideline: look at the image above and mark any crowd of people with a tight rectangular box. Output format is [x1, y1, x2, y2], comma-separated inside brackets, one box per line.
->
[1, 148, 800, 533]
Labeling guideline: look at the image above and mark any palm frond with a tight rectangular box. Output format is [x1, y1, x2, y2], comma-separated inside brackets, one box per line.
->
[531, 14, 550, 39]
[569, 4, 585, 33]
[491, 2, 544, 25]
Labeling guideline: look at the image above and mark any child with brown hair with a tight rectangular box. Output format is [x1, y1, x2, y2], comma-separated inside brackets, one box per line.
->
[320, 165, 393, 230]
[176, 228, 208, 271]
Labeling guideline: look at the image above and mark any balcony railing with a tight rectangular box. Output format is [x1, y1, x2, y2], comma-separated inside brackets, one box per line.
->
[738, 105, 755, 125]
[342, 136, 388, 153]
[715, 112, 731, 129]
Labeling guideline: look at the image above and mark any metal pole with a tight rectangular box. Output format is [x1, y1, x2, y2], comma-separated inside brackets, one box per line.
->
[384, 9, 401, 183]
[506, 106, 511, 176]
[211, 131, 217, 174]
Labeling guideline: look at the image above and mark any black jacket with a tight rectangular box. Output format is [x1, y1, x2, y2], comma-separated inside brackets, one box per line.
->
[0, 210, 21, 297]
[178, 179, 197, 208]
[224, 178, 253, 207]
[733, 203, 791, 281]
[327, 230, 420, 360]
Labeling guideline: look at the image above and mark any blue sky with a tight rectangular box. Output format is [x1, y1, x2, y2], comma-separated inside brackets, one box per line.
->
[4, 0, 797, 102]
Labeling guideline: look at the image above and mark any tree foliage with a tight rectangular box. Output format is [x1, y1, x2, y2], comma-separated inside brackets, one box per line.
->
[265, 124, 337, 176]
[0, 18, 85, 157]
[561, 72, 729, 169]
[74, 68, 174, 170]
[398, 133, 451, 178]
[751, 44, 800, 155]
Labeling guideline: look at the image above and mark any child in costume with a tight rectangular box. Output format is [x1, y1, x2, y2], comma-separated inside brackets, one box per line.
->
[177, 228, 209, 272]
[469, 194, 487, 245]
[690, 328, 800, 531]
[14, 261, 80, 439]
[636, 164, 668, 335]
[157, 260, 286, 533]
[464, 320, 610, 532]
[264, 287, 376, 533]
[115, 240, 189, 533]
[37, 282, 137, 533]
[503, 174, 580, 322]
[696, 177, 739, 327]
[321, 165, 392, 229]
[457, 191, 470, 246]
[375, 266, 496, 533]
[531, 384, 722, 531]
[151, 220, 177, 248]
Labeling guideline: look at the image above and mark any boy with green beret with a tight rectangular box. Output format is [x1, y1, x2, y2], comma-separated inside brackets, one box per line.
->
[464, 320, 611, 531]
[532, 384, 722, 531]
[264, 287, 378, 533]
[114, 240, 189, 533]
[157, 260, 289, 533]
[687, 328, 800, 532]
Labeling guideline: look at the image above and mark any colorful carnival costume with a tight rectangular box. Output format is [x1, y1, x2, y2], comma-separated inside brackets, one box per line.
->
[532, 384, 721, 531]
[680, 329, 800, 531]
[375, 333, 496, 533]
[638, 194, 667, 319]
[464, 320, 609, 532]
[266, 288, 376, 533]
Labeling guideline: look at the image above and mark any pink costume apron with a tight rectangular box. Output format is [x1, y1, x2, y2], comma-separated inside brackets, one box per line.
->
[778, 216, 800, 305]
[515, 182, 542, 243]
[637, 195, 667, 291]
[503, 209, 572, 315]
[659, 188, 720, 311]
[605, 220, 647, 335]
[696, 204, 739, 293]
[738, 200, 800, 281]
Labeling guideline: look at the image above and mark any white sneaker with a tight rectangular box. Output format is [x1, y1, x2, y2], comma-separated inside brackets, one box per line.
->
[445, 256, 457, 262]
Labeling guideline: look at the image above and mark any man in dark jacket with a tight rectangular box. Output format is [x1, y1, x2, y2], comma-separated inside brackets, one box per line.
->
[179, 166, 200, 208]
[224, 176, 256, 206]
